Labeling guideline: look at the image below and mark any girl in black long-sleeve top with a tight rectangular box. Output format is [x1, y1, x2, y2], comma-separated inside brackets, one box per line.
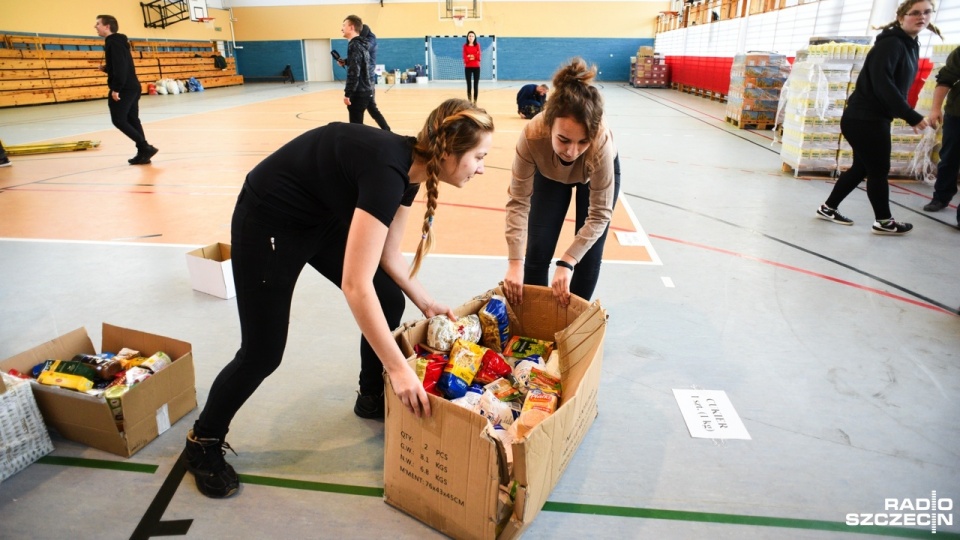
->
[816, 0, 941, 235]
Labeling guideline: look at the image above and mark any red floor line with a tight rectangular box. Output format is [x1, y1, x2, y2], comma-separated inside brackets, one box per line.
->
[649, 233, 954, 316]
[893, 183, 957, 207]
[636, 90, 776, 141]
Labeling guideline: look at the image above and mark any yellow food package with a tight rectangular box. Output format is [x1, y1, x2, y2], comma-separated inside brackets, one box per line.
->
[38, 370, 94, 392]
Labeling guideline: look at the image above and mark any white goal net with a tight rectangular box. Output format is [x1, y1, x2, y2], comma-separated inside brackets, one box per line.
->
[425, 35, 497, 81]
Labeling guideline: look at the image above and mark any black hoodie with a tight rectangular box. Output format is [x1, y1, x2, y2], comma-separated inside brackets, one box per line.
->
[103, 33, 140, 93]
[844, 25, 924, 126]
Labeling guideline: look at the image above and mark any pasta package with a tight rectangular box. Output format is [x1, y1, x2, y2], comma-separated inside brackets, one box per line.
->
[478, 295, 510, 352]
[427, 314, 482, 352]
[436, 339, 486, 399]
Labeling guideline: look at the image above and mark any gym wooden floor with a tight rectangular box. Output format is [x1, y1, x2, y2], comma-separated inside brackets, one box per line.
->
[0, 84, 656, 263]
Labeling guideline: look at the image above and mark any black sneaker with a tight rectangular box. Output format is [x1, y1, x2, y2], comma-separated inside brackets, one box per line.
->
[816, 204, 853, 225]
[182, 429, 240, 498]
[923, 199, 948, 212]
[130, 145, 158, 165]
[0, 156, 10, 168]
[354, 391, 385, 420]
[872, 219, 913, 235]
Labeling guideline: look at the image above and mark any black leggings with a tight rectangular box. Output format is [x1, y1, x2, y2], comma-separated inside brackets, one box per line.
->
[464, 67, 480, 102]
[825, 116, 894, 220]
[107, 89, 147, 150]
[195, 186, 405, 439]
[523, 155, 621, 301]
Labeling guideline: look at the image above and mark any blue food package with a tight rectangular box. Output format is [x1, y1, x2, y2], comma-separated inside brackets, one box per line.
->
[478, 294, 510, 352]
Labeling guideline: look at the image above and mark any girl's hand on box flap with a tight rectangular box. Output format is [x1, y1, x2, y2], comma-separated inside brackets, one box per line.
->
[552, 267, 572, 307]
[390, 365, 432, 418]
[503, 260, 525, 305]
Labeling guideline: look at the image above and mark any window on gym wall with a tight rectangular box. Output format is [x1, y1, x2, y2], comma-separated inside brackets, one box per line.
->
[425, 35, 497, 81]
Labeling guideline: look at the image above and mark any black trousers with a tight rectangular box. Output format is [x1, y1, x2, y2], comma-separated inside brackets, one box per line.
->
[523, 155, 621, 301]
[195, 186, 406, 439]
[825, 116, 894, 220]
[464, 67, 480, 102]
[347, 92, 372, 124]
[107, 89, 147, 150]
[366, 89, 390, 131]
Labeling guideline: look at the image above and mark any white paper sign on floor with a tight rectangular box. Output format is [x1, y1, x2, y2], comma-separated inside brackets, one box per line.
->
[673, 389, 751, 440]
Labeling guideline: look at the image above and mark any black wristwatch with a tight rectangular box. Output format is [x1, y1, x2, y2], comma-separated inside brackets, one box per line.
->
[555, 260, 574, 271]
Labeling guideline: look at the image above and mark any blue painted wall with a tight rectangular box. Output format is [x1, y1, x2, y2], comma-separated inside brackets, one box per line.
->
[237, 37, 654, 82]
[235, 40, 305, 80]
[499, 38, 653, 81]
[331, 38, 425, 80]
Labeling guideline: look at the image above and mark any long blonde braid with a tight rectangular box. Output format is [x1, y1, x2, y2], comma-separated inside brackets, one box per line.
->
[409, 99, 494, 277]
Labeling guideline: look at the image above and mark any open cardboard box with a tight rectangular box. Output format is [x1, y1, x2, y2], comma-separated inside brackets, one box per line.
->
[385, 285, 607, 539]
[0, 324, 196, 457]
[186, 242, 236, 299]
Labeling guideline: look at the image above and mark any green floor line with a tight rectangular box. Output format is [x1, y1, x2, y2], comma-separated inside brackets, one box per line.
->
[37, 458, 958, 538]
[542, 502, 959, 539]
[37, 455, 158, 474]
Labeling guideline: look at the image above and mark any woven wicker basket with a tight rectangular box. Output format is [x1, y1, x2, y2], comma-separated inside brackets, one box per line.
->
[0, 373, 54, 483]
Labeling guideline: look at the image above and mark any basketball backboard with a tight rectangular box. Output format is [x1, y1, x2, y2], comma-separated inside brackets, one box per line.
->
[439, 0, 481, 21]
[188, 0, 209, 21]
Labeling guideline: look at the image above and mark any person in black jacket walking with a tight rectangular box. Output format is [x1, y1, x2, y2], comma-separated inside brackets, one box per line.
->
[95, 15, 158, 165]
[359, 24, 390, 130]
[341, 15, 385, 127]
[815, 0, 941, 235]
[337, 23, 390, 130]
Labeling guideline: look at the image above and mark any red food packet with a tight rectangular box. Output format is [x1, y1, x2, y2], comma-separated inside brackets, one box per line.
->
[473, 349, 513, 386]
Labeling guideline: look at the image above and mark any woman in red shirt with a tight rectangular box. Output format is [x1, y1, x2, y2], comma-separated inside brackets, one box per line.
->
[463, 31, 481, 105]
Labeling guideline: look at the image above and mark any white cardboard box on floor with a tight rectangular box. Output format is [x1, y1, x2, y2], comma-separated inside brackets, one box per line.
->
[185, 243, 235, 299]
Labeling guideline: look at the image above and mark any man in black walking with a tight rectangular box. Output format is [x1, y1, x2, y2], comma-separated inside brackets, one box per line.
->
[95, 14, 158, 165]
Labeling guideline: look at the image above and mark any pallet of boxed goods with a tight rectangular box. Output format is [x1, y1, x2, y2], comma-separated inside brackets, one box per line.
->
[631, 46, 670, 88]
[777, 43, 867, 175]
[725, 53, 790, 130]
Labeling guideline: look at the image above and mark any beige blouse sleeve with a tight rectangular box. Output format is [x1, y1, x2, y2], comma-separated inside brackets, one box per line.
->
[505, 122, 538, 260]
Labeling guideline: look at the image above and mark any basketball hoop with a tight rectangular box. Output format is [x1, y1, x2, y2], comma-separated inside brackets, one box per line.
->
[197, 17, 215, 29]
[451, 6, 467, 27]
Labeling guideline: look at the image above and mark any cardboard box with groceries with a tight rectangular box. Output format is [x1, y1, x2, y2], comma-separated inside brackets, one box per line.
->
[384, 285, 607, 539]
[0, 324, 196, 457]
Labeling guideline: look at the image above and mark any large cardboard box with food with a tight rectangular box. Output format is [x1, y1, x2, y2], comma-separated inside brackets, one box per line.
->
[0, 324, 196, 457]
[385, 285, 607, 539]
